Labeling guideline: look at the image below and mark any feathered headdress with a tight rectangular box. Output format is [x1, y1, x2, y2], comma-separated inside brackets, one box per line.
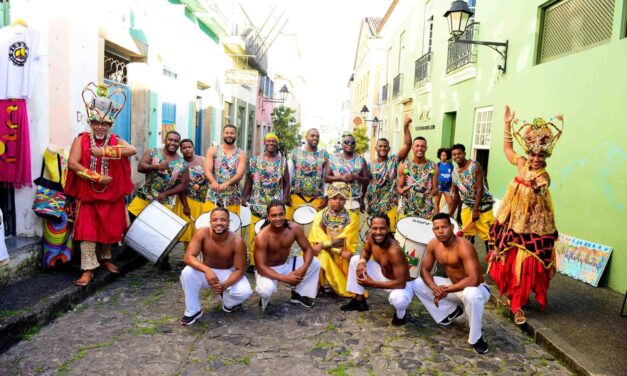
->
[512, 115, 563, 157]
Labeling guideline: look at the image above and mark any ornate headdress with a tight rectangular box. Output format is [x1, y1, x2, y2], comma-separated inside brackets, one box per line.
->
[264, 133, 279, 142]
[81, 82, 127, 124]
[327, 182, 351, 199]
[512, 115, 563, 157]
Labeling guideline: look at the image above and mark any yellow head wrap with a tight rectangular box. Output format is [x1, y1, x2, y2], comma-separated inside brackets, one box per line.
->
[327, 182, 351, 199]
[264, 133, 279, 142]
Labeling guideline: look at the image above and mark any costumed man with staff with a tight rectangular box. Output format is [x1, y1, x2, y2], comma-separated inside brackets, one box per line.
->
[242, 133, 290, 268]
[174, 139, 208, 248]
[66, 82, 136, 286]
[128, 130, 190, 270]
[326, 133, 369, 213]
[364, 117, 412, 232]
[397, 136, 439, 219]
[203, 124, 247, 216]
[308, 182, 360, 297]
[487, 105, 562, 325]
[286, 128, 328, 220]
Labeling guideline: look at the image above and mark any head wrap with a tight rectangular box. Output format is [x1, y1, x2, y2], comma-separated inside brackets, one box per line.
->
[264, 133, 279, 142]
[327, 182, 351, 199]
[82, 82, 127, 125]
[512, 115, 563, 157]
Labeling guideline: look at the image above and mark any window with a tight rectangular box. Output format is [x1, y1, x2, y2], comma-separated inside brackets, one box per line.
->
[0, 0, 9, 28]
[423, 2, 433, 54]
[472, 107, 493, 150]
[163, 66, 178, 79]
[539, 0, 615, 63]
[398, 31, 406, 73]
[224, 102, 232, 126]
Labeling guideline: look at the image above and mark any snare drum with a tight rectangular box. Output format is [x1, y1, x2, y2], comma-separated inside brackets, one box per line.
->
[293, 205, 317, 237]
[195, 211, 242, 233]
[124, 201, 189, 264]
[344, 199, 360, 212]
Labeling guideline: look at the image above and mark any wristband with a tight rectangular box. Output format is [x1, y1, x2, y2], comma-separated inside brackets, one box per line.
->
[103, 145, 123, 159]
[77, 169, 103, 182]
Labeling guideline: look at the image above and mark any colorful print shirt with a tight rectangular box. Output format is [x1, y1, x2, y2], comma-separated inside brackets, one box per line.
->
[206, 145, 242, 206]
[248, 156, 285, 217]
[329, 154, 366, 199]
[136, 148, 188, 206]
[399, 159, 436, 219]
[185, 157, 208, 203]
[290, 147, 329, 198]
[452, 159, 494, 211]
[365, 155, 399, 215]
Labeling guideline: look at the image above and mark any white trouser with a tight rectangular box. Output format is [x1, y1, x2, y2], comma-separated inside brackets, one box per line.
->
[255, 256, 321, 300]
[180, 266, 252, 316]
[346, 255, 414, 319]
[413, 276, 490, 344]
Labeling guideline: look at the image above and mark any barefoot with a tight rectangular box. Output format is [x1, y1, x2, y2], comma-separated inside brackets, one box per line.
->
[75, 270, 94, 286]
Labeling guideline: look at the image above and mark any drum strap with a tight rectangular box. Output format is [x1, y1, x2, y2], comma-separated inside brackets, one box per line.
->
[292, 257, 297, 271]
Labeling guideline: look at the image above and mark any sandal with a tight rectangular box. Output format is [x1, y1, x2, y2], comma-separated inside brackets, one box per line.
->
[75, 270, 94, 286]
[100, 260, 120, 274]
[514, 309, 526, 325]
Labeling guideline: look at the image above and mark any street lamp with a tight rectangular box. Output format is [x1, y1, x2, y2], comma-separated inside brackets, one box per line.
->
[443, 0, 509, 73]
[360, 105, 381, 136]
[262, 84, 290, 103]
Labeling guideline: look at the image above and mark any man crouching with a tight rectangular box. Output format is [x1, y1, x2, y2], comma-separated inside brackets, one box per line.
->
[254, 200, 320, 312]
[341, 213, 414, 326]
[180, 207, 252, 325]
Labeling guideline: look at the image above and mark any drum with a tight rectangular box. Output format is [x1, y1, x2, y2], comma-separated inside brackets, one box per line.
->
[195, 211, 242, 233]
[345, 199, 360, 212]
[124, 201, 189, 264]
[293, 205, 317, 236]
[240, 205, 252, 227]
[254, 218, 266, 234]
[395, 217, 460, 278]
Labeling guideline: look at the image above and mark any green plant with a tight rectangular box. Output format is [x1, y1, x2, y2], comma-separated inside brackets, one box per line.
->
[352, 126, 370, 155]
[271, 105, 301, 156]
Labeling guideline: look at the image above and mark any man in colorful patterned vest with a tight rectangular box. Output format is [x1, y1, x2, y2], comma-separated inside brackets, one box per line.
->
[286, 128, 328, 220]
[326, 133, 369, 212]
[397, 136, 439, 219]
[365, 117, 412, 232]
[66, 82, 136, 286]
[242, 133, 290, 266]
[449, 143, 495, 248]
[128, 130, 190, 269]
[204, 124, 247, 216]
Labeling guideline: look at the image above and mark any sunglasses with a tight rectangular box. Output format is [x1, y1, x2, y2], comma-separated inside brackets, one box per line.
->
[343, 141, 355, 146]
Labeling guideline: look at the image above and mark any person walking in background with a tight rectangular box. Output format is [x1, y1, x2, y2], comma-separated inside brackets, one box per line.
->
[435, 147, 454, 213]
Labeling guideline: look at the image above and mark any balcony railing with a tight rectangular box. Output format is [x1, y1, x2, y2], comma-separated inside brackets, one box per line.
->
[414, 52, 432, 87]
[392, 74, 403, 98]
[446, 23, 478, 74]
[381, 84, 388, 103]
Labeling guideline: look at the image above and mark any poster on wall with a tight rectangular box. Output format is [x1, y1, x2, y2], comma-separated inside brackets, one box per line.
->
[161, 124, 176, 144]
[554, 233, 613, 287]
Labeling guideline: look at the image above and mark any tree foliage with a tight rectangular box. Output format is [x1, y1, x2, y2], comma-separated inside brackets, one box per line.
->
[271, 105, 301, 156]
[352, 126, 370, 156]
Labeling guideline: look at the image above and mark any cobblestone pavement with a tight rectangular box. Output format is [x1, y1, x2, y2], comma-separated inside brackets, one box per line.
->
[0, 250, 571, 376]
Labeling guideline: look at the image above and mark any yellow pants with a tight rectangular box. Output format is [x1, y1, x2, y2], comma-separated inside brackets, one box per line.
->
[461, 207, 494, 241]
[127, 196, 173, 217]
[286, 194, 323, 220]
[317, 250, 353, 298]
[173, 198, 205, 242]
[202, 200, 241, 216]
[248, 214, 263, 266]
[377, 206, 398, 233]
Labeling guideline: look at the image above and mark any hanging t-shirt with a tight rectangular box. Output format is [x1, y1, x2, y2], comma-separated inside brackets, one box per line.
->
[0, 25, 41, 99]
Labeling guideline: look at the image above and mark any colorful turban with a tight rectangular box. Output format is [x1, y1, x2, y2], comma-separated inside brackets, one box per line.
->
[264, 133, 279, 142]
[327, 182, 351, 199]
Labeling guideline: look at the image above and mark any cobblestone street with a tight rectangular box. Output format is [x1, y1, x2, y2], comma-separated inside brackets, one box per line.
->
[0, 250, 571, 376]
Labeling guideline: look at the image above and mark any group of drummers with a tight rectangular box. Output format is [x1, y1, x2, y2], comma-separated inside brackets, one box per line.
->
[67, 83, 563, 357]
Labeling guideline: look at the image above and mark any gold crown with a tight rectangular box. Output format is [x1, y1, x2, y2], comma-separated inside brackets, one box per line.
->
[81, 82, 127, 124]
[512, 115, 563, 157]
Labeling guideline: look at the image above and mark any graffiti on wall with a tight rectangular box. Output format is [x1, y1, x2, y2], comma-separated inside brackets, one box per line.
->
[555, 233, 612, 287]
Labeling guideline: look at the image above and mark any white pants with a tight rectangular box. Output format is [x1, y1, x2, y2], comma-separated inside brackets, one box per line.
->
[346, 255, 414, 319]
[180, 266, 253, 316]
[413, 276, 490, 344]
[255, 256, 321, 300]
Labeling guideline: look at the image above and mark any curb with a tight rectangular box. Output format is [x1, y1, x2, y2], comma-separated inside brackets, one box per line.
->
[0, 249, 146, 354]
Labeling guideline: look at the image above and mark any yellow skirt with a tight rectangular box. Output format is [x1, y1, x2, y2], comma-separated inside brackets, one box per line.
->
[461, 207, 494, 241]
[127, 196, 173, 217]
[173, 198, 205, 242]
[286, 194, 323, 220]
[248, 214, 263, 266]
[317, 250, 353, 298]
[202, 200, 241, 216]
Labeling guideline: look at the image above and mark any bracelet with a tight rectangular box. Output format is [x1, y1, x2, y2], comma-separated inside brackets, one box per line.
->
[103, 145, 123, 159]
[77, 169, 103, 182]
[322, 240, 332, 248]
[358, 258, 367, 265]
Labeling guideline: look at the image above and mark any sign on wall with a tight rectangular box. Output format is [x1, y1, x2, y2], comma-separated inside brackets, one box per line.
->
[555, 233, 613, 287]
[225, 69, 259, 86]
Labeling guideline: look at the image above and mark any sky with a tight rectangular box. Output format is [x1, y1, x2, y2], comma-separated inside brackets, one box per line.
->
[241, 0, 391, 133]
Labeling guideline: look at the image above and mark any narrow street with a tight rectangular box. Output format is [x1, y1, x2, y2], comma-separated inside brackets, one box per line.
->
[0, 250, 570, 376]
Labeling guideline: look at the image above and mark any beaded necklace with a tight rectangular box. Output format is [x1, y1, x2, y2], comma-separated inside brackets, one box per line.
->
[321, 207, 350, 232]
[88, 131, 111, 192]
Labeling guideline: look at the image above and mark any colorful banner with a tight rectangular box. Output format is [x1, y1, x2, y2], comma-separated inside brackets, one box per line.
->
[555, 233, 613, 287]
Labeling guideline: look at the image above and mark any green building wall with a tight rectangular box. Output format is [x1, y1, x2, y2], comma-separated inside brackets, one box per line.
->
[382, 0, 627, 291]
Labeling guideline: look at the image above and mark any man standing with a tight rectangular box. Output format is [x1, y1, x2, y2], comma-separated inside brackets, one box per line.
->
[365, 117, 412, 232]
[308, 182, 360, 297]
[204, 124, 247, 216]
[397, 137, 439, 219]
[242, 133, 290, 266]
[326, 133, 369, 212]
[254, 200, 321, 312]
[449, 144, 494, 247]
[412, 213, 490, 354]
[286, 128, 328, 220]
[341, 213, 414, 326]
[66, 82, 136, 286]
[180, 207, 252, 325]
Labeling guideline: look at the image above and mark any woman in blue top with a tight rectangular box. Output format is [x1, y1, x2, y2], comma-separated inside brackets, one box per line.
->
[435, 147, 454, 212]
